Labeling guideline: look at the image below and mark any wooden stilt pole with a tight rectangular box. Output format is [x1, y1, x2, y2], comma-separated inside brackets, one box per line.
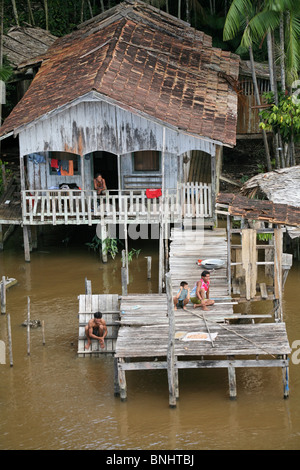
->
[227, 356, 237, 400]
[27, 296, 30, 356]
[114, 357, 120, 397]
[118, 358, 127, 401]
[23, 225, 31, 262]
[1, 275, 6, 314]
[85, 278, 92, 295]
[145, 256, 152, 280]
[7, 313, 13, 367]
[166, 272, 176, 408]
[282, 356, 289, 399]
[124, 223, 129, 284]
[121, 250, 127, 296]
[158, 222, 164, 293]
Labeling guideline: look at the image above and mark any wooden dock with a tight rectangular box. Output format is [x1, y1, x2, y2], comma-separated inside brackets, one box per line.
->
[77, 293, 119, 356]
[114, 226, 291, 404]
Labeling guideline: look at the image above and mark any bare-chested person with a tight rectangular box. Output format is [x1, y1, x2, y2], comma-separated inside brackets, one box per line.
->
[85, 312, 107, 350]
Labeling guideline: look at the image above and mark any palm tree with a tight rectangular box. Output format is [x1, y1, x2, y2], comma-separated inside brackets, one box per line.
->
[223, 0, 272, 171]
[240, 0, 300, 166]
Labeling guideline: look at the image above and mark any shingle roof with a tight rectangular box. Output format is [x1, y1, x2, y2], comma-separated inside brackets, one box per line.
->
[0, 0, 240, 147]
[217, 193, 300, 227]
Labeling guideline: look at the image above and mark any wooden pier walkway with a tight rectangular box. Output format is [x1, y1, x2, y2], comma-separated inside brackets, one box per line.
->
[114, 226, 291, 404]
[77, 293, 119, 356]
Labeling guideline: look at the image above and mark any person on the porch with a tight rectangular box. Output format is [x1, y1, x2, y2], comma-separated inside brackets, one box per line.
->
[94, 173, 107, 195]
[190, 271, 215, 311]
[173, 281, 190, 310]
[84, 312, 107, 350]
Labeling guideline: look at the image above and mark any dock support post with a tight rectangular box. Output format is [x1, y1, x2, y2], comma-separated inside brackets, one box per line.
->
[23, 225, 31, 262]
[1, 276, 6, 314]
[166, 272, 176, 408]
[118, 358, 127, 401]
[282, 356, 289, 399]
[100, 223, 107, 263]
[145, 256, 152, 280]
[27, 296, 30, 356]
[227, 356, 237, 400]
[121, 250, 127, 296]
[7, 313, 13, 367]
[158, 222, 164, 293]
[114, 357, 120, 397]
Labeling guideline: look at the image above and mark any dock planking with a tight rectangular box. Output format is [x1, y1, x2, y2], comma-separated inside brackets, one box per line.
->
[77, 293, 119, 356]
[115, 226, 291, 404]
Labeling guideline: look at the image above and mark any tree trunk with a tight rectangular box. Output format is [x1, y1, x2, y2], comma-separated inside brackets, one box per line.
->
[44, 0, 48, 30]
[267, 31, 282, 168]
[249, 44, 272, 172]
[11, 0, 19, 26]
[186, 0, 190, 23]
[279, 12, 286, 91]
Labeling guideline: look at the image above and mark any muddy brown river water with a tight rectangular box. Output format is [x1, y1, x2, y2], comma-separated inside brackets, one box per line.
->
[0, 225, 300, 450]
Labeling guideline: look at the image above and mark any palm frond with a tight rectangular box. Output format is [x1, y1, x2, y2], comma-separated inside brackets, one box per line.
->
[285, 12, 300, 84]
[223, 0, 253, 41]
[241, 10, 280, 48]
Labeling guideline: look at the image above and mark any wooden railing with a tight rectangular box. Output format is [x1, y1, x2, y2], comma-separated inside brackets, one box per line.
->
[21, 183, 212, 225]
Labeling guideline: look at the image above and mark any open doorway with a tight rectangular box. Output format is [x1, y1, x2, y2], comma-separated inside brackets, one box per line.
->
[92, 151, 118, 190]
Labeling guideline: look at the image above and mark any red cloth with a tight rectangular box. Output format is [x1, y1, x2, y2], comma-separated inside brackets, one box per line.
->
[51, 158, 59, 169]
[146, 188, 162, 199]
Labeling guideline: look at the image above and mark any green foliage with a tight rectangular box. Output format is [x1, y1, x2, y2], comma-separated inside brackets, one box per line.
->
[257, 232, 272, 242]
[259, 90, 300, 143]
[0, 65, 13, 82]
[103, 237, 119, 259]
[127, 248, 141, 262]
[85, 235, 141, 262]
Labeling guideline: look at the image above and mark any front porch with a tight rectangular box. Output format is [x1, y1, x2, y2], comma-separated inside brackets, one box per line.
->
[21, 182, 213, 226]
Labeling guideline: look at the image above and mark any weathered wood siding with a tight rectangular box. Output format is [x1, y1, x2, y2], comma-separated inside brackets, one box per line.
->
[17, 94, 217, 158]
[237, 77, 270, 136]
[120, 152, 179, 190]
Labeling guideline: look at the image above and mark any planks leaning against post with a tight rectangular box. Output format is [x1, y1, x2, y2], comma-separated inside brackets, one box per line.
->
[165, 272, 176, 408]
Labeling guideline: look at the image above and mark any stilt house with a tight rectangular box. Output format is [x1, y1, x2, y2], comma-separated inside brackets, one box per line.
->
[0, 0, 239, 262]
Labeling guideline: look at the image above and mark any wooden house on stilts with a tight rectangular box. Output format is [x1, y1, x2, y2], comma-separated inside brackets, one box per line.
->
[0, 0, 239, 283]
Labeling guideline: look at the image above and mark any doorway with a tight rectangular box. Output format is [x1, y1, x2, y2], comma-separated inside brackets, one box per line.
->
[92, 151, 118, 190]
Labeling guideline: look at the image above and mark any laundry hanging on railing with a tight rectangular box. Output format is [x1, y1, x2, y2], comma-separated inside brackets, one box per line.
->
[51, 158, 59, 169]
[28, 153, 46, 164]
[50, 159, 74, 176]
[146, 188, 162, 199]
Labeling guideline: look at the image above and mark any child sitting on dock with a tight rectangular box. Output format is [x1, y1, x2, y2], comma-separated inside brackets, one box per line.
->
[173, 281, 190, 310]
[190, 271, 215, 311]
[85, 312, 107, 350]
